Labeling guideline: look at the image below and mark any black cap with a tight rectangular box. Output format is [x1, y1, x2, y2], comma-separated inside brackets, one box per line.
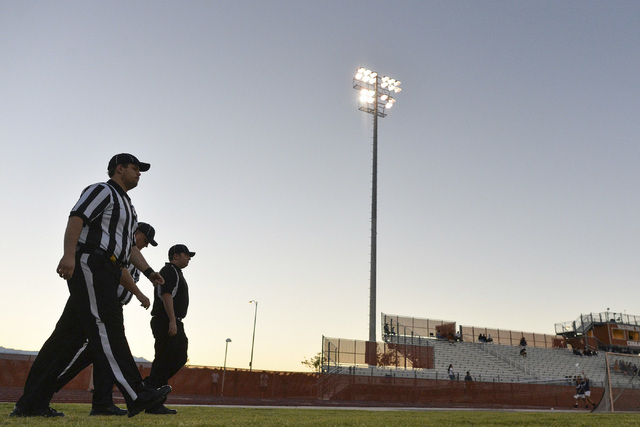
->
[168, 244, 196, 259]
[108, 153, 151, 172]
[136, 222, 157, 246]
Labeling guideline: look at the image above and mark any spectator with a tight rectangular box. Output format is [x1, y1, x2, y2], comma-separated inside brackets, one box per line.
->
[520, 348, 527, 357]
[520, 337, 527, 347]
[448, 364, 455, 380]
[464, 371, 473, 381]
[487, 334, 493, 343]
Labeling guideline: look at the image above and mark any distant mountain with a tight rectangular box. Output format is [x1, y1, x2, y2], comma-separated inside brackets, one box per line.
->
[0, 346, 150, 363]
[0, 346, 37, 356]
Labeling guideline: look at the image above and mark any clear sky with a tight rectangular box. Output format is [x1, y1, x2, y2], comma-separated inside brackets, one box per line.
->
[1, 1, 639, 372]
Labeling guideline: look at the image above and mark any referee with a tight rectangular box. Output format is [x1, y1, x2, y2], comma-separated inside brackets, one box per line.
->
[52, 222, 158, 416]
[146, 244, 195, 415]
[11, 154, 171, 418]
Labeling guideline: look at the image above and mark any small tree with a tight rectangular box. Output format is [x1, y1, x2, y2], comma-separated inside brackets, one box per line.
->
[301, 352, 324, 372]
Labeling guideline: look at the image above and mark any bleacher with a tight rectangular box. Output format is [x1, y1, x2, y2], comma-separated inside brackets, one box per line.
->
[479, 340, 605, 384]
[429, 339, 536, 383]
[323, 335, 607, 386]
[388, 335, 607, 385]
[321, 311, 640, 386]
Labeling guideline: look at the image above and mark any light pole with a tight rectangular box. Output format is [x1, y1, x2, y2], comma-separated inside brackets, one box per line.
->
[353, 67, 402, 345]
[249, 300, 258, 371]
[221, 338, 231, 397]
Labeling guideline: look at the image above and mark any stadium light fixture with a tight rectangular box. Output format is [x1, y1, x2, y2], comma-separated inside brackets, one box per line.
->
[221, 338, 232, 397]
[353, 67, 402, 345]
[249, 300, 258, 371]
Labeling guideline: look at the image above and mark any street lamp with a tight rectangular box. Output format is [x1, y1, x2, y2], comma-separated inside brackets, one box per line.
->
[353, 67, 402, 344]
[221, 338, 231, 397]
[249, 300, 258, 371]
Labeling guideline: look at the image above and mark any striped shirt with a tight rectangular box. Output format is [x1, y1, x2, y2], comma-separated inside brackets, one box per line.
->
[116, 264, 140, 305]
[70, 179, 138, 264]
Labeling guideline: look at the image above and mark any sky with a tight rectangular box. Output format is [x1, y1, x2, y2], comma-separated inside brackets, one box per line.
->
[1, 1, 639, 373]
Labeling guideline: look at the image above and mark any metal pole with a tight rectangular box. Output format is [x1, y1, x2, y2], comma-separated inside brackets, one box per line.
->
[250, 300, 258, 371]
[369, 76, 378, 344]
[221, 338, 231, 397]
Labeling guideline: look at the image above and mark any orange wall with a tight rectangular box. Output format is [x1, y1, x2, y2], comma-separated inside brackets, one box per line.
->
[0, 354, 604, 409]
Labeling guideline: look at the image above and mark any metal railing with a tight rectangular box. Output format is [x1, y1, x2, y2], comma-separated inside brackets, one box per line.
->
[555, 312, 640, 335]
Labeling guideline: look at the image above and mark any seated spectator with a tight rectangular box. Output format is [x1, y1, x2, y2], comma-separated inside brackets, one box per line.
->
[486, 334, 493, 343]
[520, 337, 527, 347]
[520, 348, 527, 357]
[455, 331, 462, 342]
[464, 371, 473, 381]
[384, 323, 391, 336]
[573, 348, 583, 356]
[478, 333, 486, 343]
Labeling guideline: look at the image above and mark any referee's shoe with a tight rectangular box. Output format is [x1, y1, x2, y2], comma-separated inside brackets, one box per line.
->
[9, 406, 64, 417]
[127, 385, 172, 418]
[89, 404, 128, 416]
[146, 404, 178, 415]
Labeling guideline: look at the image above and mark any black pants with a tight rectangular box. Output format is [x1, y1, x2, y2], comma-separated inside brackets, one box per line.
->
[16, 252, 143, 411]
[148, 316, 188, 388]
[53, 339, 118, 409]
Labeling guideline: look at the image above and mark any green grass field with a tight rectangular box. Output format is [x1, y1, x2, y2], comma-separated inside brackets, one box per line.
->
[1, 403, 638, 426]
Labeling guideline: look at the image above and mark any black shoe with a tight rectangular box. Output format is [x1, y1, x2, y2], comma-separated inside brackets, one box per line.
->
[145, 404, 177, 415]
[127, 385, 172, 418]
[90, 404, 128, 416]
[9, 406, 64, 417]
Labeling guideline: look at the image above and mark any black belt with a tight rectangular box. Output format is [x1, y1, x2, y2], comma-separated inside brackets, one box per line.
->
[152, 315, 184, 322]
[78, 247, 126, 269]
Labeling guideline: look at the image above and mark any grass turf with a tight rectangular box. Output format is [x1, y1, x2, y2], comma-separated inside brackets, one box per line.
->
[1, 403, 639, 426]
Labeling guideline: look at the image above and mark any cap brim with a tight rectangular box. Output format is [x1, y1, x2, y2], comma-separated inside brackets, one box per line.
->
[188, 251, 196, 257]
[148, 238, 158, 247]
[138, 162, 151, 172]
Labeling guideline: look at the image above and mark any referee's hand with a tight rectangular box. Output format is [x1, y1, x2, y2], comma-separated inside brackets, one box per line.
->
[136, 294, 151, 309]
[168, 321, 178, 337]
[56, 255, 75, 280]
[149, 271, 165, 286]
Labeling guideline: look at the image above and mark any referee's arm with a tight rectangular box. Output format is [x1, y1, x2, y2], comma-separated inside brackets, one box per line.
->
[120, 268, 150, 309]
[161, 292, 178, 337]
[130, 246, 164, 286]
[57, 216, 84, 280]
